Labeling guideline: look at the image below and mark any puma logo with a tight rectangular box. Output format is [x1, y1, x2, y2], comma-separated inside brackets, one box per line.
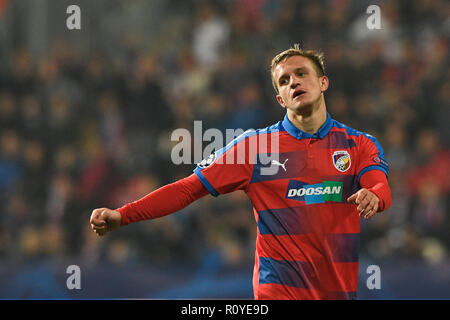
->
[271, 159, 288, 172]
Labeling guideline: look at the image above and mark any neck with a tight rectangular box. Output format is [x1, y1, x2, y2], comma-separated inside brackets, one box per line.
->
[287, 97, 327, 134]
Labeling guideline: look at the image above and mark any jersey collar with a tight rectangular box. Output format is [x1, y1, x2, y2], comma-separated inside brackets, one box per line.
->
[282, 112, 333, 140]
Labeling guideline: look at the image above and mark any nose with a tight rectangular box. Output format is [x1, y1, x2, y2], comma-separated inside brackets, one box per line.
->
[290, 75, 300, 89]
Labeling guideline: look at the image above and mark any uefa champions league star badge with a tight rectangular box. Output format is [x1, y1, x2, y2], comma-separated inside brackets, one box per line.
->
[198, 152, 217, 169]
[332, 151, 351, 172]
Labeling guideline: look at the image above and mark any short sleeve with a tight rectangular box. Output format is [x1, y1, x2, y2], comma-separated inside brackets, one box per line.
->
[356, 133, 389, 183]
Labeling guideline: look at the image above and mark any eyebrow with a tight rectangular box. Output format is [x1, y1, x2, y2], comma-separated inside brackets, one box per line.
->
[278, 67, 308, 83]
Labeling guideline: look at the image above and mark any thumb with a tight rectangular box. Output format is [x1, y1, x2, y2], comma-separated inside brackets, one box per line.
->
[347, 193, 358, 203]
[91, 208, 107, 226]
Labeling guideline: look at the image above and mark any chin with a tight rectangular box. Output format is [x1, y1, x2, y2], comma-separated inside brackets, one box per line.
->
[290, 101, 314, 114]
[290, 95, 322, 115]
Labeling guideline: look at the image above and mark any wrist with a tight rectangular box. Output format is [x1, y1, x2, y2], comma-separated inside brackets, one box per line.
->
[116, 205, 131, 226]
[367, 185, 384, 211]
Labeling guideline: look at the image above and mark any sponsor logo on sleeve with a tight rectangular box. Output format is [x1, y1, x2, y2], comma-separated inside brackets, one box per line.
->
[373, 156, 388, 167]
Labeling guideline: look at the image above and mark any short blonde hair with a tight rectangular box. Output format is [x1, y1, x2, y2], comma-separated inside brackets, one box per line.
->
[270, 44, 326, 93]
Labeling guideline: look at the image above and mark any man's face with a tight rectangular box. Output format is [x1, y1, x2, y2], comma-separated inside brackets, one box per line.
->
[273, 55, 328, 113]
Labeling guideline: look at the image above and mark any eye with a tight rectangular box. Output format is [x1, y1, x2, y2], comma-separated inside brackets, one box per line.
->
[279, 78, 288, 86]
[296, 71, 306, 77]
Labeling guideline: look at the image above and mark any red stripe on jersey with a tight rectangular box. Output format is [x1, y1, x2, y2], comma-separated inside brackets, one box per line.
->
[329, 262, 359, 292]
[256, 234, 359, 287]
[257, 233, 360, 263]
[255, 263, 358, 300]
[256, 203, 360, 236]
[255, 283, 323, 300]
[257, 233, 333, 262]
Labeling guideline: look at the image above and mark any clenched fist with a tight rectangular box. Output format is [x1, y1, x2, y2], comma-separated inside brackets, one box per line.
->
[347, 188, 380, 220]
[90, 208, 122, 236]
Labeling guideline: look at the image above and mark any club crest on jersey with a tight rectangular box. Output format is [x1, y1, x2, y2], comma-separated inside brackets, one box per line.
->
[198, 152, 217, 169]
[332, 151, 351, 172]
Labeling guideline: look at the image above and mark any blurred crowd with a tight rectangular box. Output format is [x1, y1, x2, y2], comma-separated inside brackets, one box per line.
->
[0, 0, 449, 270]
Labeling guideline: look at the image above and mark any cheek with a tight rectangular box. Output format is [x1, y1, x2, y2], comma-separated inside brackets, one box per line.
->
[280, 91, 289, 103]
[310, 82, 322, 94]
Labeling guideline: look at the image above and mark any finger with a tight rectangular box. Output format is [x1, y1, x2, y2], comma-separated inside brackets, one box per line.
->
[94, 228, 107, 236]
[363, 198, 378, 218]
[364, 199, 380, 219]
[355, 190, 368, 205]
[357, 197, 370, 212]
[91, 219, 106, 228]
[91, 211, 107, 226]
[362, 201, 375, 218]
[92, 224, 106, 231]
[359, 207, 368, 217]
[363, 208, 373, 219]
[90, 209, 103, 224]
[373, 201, 379, 214]
[90, 208, 103, 219]
[90, 208, 108, 224]
[347, 193, 358, 203]
[93, 217, 106, 224]
[358, 194, 373, 214]
[365, 202, 379, 219]
[365, 207, 377, 219]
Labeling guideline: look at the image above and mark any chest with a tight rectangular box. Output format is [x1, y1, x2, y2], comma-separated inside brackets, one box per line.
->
[251, 134, 358, 181]
[248, 134, 360, 206]
[284, 137, 357, 178]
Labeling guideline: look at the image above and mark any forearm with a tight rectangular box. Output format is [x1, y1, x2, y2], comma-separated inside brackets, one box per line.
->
[116, 174, 209, 225]
[360, 169, 392, 212]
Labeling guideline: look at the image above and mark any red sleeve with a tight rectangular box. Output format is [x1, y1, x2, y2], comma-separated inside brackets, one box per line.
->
[194, 132, 256, 197]
[359, 169, 392, 212]
[356, 133, 389, 182]
[116, 173, 209, 226]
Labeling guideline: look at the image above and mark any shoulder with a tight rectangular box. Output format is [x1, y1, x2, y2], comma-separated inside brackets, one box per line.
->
[332, 119, 367, 138]
[331, 119, 386, 153]
[228, 121, 284, 143]
[331, 119, 381, 145]
[218, 121, 283, 155]
[251, 121, 284, 135]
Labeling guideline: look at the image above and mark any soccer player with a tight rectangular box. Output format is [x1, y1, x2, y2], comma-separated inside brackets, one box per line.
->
[90, 45, 392, 300]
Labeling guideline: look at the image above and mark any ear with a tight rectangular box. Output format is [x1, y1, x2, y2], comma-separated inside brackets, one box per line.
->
[276, 95, 286, 109]
[320, 76, 329, 92]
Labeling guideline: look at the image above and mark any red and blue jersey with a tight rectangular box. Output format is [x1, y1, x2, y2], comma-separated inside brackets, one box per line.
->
[194, 113, 389, 300]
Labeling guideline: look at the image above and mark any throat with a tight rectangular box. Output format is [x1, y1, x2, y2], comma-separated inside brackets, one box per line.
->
[288, 105, 327, 135]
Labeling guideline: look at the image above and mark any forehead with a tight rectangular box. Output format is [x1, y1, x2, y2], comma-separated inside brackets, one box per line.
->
[273, 55, 316, 79]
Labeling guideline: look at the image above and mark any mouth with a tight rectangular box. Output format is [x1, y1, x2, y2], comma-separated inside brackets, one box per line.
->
[292, 90, 306, 99]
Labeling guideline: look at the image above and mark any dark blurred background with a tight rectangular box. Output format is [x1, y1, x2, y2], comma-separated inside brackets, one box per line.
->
[0, 0, 449, 299]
